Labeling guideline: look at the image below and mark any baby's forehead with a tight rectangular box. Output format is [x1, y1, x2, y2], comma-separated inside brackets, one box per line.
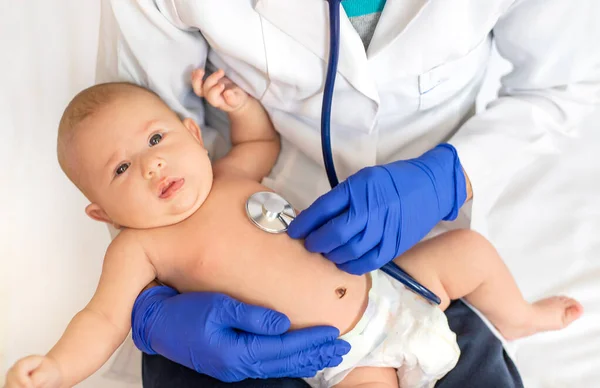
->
[70, 112, 127, 161]
[84, 96, 154, 131]
[72, 86, 173, 140]
[75, 98, 168, 156]
[69, 124, 115, 171]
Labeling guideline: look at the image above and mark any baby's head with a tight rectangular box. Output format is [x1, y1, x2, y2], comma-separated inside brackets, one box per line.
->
[57, 82, 213, 229]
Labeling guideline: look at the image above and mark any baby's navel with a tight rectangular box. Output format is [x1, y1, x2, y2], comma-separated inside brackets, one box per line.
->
[335, 287, 347, 299]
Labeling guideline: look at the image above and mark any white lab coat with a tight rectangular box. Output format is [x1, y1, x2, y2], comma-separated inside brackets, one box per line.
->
[96, 0, 600, 234]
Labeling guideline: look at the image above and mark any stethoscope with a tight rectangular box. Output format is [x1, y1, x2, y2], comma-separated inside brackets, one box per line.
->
[246, 0, 441, 305]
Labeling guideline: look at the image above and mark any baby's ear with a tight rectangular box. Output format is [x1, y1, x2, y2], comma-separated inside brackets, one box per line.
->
[183, 118, 203, 145]
[85, 203, 113, 224]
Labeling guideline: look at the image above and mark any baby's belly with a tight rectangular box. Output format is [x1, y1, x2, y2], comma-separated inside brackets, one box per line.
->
[154, 186, 370, 334]
[153, 181, 370, 333]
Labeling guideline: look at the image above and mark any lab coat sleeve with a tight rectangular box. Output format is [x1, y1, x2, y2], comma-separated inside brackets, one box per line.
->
[95, 0, 226, 154]
[449, 0, 600, 232]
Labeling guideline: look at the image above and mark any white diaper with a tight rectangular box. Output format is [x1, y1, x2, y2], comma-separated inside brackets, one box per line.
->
[304, 271, 460, 388]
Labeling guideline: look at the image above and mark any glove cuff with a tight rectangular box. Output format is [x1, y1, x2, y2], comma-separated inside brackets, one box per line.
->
[131, 285, 179, 355]
[419, 143, 467, 221]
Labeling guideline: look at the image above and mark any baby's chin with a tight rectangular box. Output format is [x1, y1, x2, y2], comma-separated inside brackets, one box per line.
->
[118, 211, 196, 230]
[119, 190, 208, 229]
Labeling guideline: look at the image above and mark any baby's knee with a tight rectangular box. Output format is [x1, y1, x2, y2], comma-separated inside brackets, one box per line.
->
[445, 229, 496, 255]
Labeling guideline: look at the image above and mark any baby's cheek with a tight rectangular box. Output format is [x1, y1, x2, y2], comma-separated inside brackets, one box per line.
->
[114, 191, 151, 227]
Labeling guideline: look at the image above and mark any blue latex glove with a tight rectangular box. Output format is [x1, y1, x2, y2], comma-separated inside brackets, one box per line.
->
[288, 144, 467, 275]
[131, 286, 350, 382]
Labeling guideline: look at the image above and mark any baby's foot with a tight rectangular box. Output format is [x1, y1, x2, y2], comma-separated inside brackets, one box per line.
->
[498, 296, 583, 341]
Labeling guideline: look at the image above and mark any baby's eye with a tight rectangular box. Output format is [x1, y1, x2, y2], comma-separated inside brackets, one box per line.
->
[115, 163, 130, 176]
[149, 133, 163, 147]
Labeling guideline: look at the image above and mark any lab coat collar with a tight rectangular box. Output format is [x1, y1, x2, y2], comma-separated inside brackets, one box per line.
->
[367, 0, 431, 59]
[254, 0, 379, 104]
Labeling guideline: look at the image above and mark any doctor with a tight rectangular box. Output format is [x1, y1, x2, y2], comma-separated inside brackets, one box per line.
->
[96, 1, 599, 387]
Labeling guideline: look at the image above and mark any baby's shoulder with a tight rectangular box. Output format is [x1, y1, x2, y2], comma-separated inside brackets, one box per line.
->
[105, 229, 150, 260]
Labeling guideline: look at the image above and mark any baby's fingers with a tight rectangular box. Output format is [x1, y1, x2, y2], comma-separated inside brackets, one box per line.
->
[205, 83, 226, 108]
[223, 89, 245, 110]
[202, 69, 225, 95]
[6, 356, 44, 387]
[4, 373, 33, 388]
[191, 69, 205, 97]
[30, 359, 62, 388]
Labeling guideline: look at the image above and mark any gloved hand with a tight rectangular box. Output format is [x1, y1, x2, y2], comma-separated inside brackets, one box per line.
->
[288, 144, 467, 275]
[131, 286, 350, 382]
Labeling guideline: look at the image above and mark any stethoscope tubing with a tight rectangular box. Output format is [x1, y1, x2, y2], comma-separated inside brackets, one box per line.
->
[322, 0, 441, 305]
[321, 0, 342, 189]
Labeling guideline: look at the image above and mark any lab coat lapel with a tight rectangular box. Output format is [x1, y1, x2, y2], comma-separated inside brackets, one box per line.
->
[367, 0, 431, 60]
[254, 0, 379, 104]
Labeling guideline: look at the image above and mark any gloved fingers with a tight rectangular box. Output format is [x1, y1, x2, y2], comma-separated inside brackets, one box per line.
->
[379, 203, 404, 262]
[325, 209, 383, 264]
[278, 326, 346, 357]
[258, 355, 344, 379]
[337, 245, 382, 275]
[287, 182, 350, 240]
[131, 286, 179, 354]
[246, 325, 344, 361]
[243, 326, 350, 360]
[136, 285, 179, 305]
[217, 296, 291, 335]
[255, 340, 348, 379]
[304, 209, 366, 255]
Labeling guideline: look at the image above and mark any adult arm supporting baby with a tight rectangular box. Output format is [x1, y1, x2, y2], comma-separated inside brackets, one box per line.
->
[5, 234, 156, 387]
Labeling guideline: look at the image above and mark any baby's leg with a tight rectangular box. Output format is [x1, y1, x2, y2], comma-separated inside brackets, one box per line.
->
[395, 230, 583, 340]
[335, 367, 398, 388]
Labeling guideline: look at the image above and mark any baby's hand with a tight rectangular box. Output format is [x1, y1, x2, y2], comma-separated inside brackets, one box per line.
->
[192, 68, 249, 113]
[5, 356, 62, 388]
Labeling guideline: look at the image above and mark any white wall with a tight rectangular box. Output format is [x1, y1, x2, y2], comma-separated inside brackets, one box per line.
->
[1, 1, 135, 387]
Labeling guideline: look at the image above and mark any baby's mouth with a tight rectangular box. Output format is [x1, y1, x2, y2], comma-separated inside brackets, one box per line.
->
[158, 178, 185, 199]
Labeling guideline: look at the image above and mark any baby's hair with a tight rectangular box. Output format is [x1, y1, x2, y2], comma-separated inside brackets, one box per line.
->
[56, 82, 160, 195]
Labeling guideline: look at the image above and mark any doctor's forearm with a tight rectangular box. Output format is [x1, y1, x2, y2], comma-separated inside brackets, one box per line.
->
[463, 167, 473, 202]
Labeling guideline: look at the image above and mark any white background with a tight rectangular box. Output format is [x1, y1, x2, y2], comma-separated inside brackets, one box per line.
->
[1, 1, 598, 387]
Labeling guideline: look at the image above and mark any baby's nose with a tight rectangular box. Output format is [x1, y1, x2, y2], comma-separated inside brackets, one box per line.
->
[143, 158, 166, 179]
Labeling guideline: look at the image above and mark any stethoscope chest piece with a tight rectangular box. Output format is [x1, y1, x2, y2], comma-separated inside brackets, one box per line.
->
[246, 191, 297, 234]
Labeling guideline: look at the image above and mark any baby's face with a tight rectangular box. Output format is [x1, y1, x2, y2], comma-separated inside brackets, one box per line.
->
[75, 92, 213, 229]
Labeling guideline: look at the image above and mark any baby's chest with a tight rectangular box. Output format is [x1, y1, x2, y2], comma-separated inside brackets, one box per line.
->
[149, 179, 278, 287]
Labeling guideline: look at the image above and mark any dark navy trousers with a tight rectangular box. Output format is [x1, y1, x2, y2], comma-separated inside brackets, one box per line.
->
[141, 300, 524, 388]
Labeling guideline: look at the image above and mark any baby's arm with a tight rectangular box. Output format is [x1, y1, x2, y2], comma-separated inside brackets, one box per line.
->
[192, 69, 280, 182]
[5, 233, 156, 388]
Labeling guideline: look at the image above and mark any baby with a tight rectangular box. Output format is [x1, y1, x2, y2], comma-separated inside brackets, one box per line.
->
[5, 69, 583, 388]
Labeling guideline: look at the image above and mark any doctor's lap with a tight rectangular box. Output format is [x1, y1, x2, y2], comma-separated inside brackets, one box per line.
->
[96, 0, 599, 387]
